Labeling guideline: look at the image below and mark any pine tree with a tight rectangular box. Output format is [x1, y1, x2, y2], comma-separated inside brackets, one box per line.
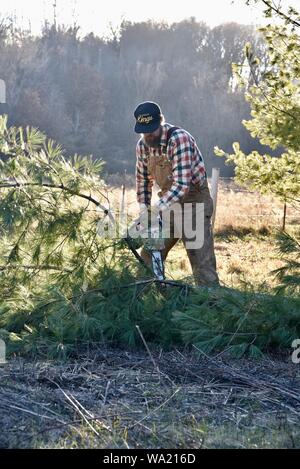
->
[0, 116, 181, 356]
[0, 114, 115, 293]
[0, 115, 299, 359]
[214, 24, 300, 205]
[214, 5, 300, 294]
[272, 229, 300, 295]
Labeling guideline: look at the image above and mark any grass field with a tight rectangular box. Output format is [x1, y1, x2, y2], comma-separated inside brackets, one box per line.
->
[105, 176, 299, 290]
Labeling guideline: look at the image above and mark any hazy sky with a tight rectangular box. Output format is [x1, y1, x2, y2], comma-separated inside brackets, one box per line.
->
[0, 0, 298, 37]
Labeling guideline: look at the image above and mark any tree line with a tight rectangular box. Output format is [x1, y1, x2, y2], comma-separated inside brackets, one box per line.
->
[0, 17, 272, 176]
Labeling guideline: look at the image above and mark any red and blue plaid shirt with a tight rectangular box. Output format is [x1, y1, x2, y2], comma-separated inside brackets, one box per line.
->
[136, 123, 207, 210]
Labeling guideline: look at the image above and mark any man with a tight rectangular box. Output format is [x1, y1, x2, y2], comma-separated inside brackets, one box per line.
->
[134, 101, 219, 286]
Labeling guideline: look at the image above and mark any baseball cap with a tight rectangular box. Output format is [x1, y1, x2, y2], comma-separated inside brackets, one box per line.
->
[134, 101, 161, 134]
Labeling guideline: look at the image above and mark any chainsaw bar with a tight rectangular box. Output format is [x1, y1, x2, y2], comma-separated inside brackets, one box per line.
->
[151, 250, 165, 281]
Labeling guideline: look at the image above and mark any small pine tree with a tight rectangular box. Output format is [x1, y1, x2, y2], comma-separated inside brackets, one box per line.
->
[214, 10, 300, 295]
[0, 114, 115, 295]
[214, 25, 300, 205]
[273, 229, 300, 295]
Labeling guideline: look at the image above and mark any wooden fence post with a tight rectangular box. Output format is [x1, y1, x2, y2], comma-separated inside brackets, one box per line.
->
[282, 202, 287, 231]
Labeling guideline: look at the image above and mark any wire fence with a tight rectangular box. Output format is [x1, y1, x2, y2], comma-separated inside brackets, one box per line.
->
[93, 173, 300, 229]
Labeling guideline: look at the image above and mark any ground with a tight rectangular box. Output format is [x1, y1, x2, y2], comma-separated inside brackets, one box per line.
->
[1, 178, 299, 449]
[1, 348, 300, 449]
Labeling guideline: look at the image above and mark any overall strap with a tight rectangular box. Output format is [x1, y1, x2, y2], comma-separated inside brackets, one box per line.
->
[166, 126, 180, 146]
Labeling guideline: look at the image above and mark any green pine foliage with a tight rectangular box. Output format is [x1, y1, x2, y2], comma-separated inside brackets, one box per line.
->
[172, 287, 300, 357]
[2, 269, 300, 359]
[213, 11, 300, 320]
[0, 266, 187, 358]
[214, 25, 300, 204]
[0, 115, 185, 357]
[272, 229, 300, 295]
[0, 115, 299, 359]
[0, 114, 113, 295]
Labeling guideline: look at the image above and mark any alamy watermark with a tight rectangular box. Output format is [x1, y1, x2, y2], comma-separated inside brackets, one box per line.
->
[291, 339, 300, 364]
[97, 198, 205, 250]
[0, 79, 6, 104]
[0, 339, 7, 364]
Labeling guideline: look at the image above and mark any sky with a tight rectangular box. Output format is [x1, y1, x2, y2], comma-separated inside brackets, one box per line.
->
[0, 0, 299, 38]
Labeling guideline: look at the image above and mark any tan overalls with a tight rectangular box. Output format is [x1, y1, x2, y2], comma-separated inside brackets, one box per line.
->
[140, 151, 219, 286]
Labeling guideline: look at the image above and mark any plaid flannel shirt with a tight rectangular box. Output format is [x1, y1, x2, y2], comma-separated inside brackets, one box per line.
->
[135, 123, 207, 210]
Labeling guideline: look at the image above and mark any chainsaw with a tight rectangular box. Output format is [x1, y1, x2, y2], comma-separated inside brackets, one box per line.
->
[127, 210, 165, 281]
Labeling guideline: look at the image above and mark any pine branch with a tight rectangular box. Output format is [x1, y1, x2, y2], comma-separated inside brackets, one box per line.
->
[261, 0, 300, 28]
[246, 53, 297, 121]
[0, 181, 146, 268]
[0, 265, 72, 272]
[0, 181, 108, 214]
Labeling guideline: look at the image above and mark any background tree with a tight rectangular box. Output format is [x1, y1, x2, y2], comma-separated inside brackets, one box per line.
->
[0, 114, 112, 293]
[0, 16, 271, 176]
[244, 0, 300, 28]
[215, 1, 300, 291]
[215, 22, 300, 205]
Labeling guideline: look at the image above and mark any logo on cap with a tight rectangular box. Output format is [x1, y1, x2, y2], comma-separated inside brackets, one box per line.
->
[137, 114, 153, 124]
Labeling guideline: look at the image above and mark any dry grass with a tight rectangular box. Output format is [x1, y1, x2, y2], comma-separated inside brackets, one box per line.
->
[103, 177, 299, 290]
[1, 348, 300, 449]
